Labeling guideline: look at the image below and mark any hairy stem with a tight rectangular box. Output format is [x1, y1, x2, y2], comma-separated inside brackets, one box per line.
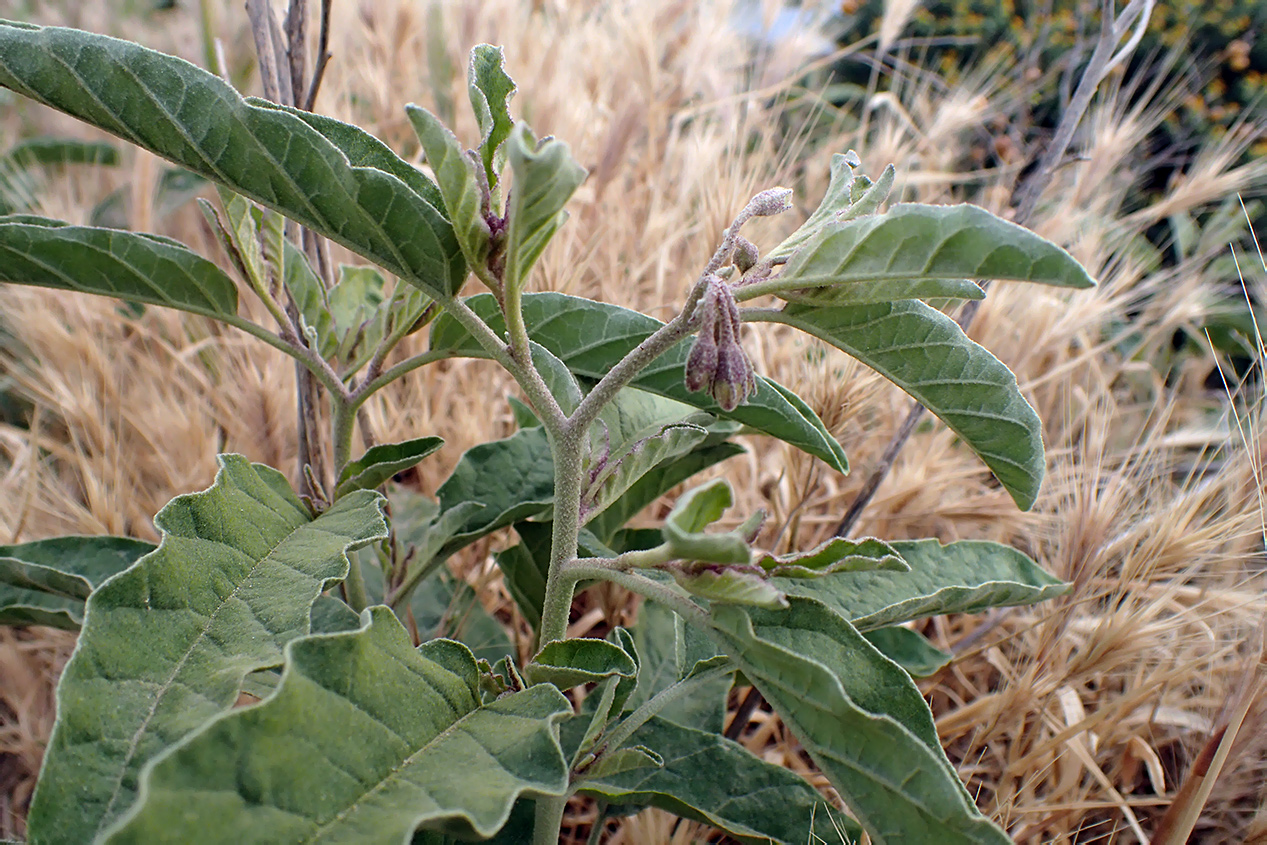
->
[536, 425, 585, 648]
[591, 663, 734, 764]
[563, 564, 708, 628]
[533, 795, 569, 845]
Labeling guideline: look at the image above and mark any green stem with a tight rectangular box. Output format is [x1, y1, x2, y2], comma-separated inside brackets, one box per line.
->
[533, 795, 569, 845]
[222, 314, 347, 400]
[568, 277, 709, 436]
[562, 564, 708, 628]
[536, 424, 585, 648]
[349, 349, 451, 410]
[330, 397, 357, 482]
[342, 551, 369, 613]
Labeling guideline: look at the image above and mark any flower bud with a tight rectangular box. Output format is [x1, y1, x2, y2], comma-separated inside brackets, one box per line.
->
[733, 236, 759, 273]
[711, 341, 756, 411]
[746, 187, 793, 217]
[684, 333, 719, 393]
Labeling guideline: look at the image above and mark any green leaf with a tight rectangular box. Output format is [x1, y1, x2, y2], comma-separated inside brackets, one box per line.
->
[574, 715, 856, 845]
[503, 124, 586, 292]
[761, 300, 1044, 509]
[467, 45, 516, 189]
[777, 538, 1068, 632]
[863, 627, 952, 678]
[756, 536, 907, 578]
[435, 427, 554, 554]
[103, 607, 571, 843]
[765, 152, 874, 264]
[326, 264, 388, 361]
[0, 216, 239, 319]
[672, 567, 787, 609]
[335, 436, 444, 499]
[524, 637, 637, 689]
[5, 136, 119, 167]
[430, 292, 848, 472]
[531, 342, 583, 415]
[308, 594, 361, 635]
[661, 479, 751, 565]
[0, 536, 154, 630]
[584, 746, 662, 779]
[582, 422, 708, 523]
[709, 598, 1010, 844]
[27, 455, 388, 844]
[0, 22, 465, 297]
[762, 203, 1095, 299]
[407, 104, 492, 265]
[626, 602, 729, 732]
[785, 277, 985, 306]
[587, 441, 744, 545]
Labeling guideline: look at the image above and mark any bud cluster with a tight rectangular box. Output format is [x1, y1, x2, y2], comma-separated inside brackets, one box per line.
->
[684, 275, 757, 411]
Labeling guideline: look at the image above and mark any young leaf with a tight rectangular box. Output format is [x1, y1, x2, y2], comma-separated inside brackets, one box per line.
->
[503, 123, 586, 292]
[467, 45, 516, 188]
[581, 422, 708, 523]
[407, 104, 493, 265]
[334, 436, 444, 499]
[0, 217, 239, 319]
[326, 264, 388, 361]
[661, 479, 751, 565]
[26, 455, 388, 845]
[759, 300, 1045, 509]
[435, 427, 555, 554]
[523, 637, 638, 689]
[671, 567, 787, 609]
[777, 538, 1068, 632]
[572, 715, 857, 845]
[583, 746, 663, 779]
[756, 535, 907, 578]
[755, 202, 1096, 300]
[430, 292, 849, 472]
[863, 626, 952, 678]
[0, 536, 154, 629]
[531, 342, 584, 415]
[586, 441, 744, 546]
[0, 22, 465, 297]
[103, 608, 571, 843]
[764, 152, 862, 263]
[709, 598, 1011, 844]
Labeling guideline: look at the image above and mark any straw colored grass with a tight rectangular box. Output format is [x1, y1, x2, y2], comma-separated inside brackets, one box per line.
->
[2, 0, 1266, 841]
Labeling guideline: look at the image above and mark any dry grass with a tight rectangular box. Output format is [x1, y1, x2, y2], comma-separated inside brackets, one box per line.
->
[2, 0, 1266, 842]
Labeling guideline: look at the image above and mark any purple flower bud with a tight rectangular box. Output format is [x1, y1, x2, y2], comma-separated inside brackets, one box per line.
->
[711, 341, 755, 411]
[684, 333, 719, 393]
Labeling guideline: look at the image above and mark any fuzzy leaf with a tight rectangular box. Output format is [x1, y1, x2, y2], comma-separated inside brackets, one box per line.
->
[335, 436, 444, 499]
[582, 422, 708, 523]
[587, 441, 744, 545]
[757, 536, 907, 578]
[625, 602, 729, 732]
[863, 626, 952, 678]
[672, 567, 787, 609]
[430, 292, 848, 472]
[435, 427, 555, 555]
[765, 152, 878, 263]
[531, 342, 584, 415]
[661, 479, 751, 565]
[467, 45, 516, 188]
[777, 538, 1068, 631]
[503, 124, 586, 292]
[26, 455, 388, 844]
[709, 598, 1011, 844]
[0, 217, 238, 319]
[584, 746, 663, 780]
[785, 277, 985, 306]
[0, 22, 465, 297]
[103, 608, 570, 843]
[761, 300, 1045, 509]
[760, 202, 1095, 299]
[407, 104, 492, 265]
[573, 715, 855, 845]
[0, 537, 154, 630]
[524, 637, 638, 689]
